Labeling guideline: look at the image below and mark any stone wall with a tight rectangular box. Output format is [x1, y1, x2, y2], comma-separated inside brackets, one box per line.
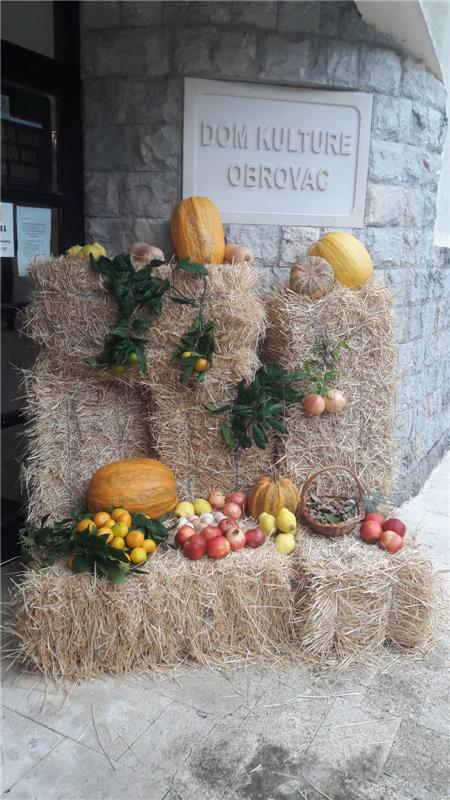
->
[80, 0, 449, 502]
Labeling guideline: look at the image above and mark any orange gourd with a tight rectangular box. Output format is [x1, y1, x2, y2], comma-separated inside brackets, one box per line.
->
[248, 474, 299, 519]
[224, 243, 254, 266]
[87, 458, 178, 518]
[171, 197, 225, 264]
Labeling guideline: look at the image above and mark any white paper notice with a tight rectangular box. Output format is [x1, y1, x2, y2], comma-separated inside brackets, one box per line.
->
[0, 202, 14, 257]
[17, 206, 51, 276]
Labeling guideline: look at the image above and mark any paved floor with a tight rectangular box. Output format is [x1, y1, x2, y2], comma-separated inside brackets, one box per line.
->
[1, 454, 449, 800]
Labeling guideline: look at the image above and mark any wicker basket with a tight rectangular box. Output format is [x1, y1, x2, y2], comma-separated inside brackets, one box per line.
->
[299, 465, 365, 537]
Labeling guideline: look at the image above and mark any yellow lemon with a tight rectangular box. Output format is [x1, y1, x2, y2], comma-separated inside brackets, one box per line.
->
[175, 500, 195, 518]
[76, 518, 95, 534]
[276, 508, 297, 533]
[67, 244, 82, 257]
[275, 533, 296, 555]
[142, 539, 157, 554]
[96, 526, 114, 543]
[126, 530, 145, 549]
[259, 512, 277, 536]
[181, 351, 192, 359]
[112, 521, 128, 538]
[110, 537, 126, 550]
[111, 508, 128, 521]
[130, 547, 147, 565]
[193, 498, 212, 515]
[104, 518, 116, 529]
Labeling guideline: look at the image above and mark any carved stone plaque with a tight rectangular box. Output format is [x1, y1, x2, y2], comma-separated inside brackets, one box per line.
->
[183, 78, 373, 227]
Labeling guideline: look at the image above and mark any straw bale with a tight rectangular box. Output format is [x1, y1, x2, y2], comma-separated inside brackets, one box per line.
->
[291, 527, 441, 666]
[8, 545, 295, 681]
[265, 281, 396, 495]
[7, 529, 441, 681]
[22, 355, 153, 525]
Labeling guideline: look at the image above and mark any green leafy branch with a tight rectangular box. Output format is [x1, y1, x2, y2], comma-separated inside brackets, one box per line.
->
[301, 334, 349, 396]
[170, 260, 217, 383]
[206, 364, 306, 450]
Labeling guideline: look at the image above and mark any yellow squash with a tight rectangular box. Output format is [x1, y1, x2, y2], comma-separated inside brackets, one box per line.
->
[87, 458, 178, 518]
[171, 197, 225, 264]
[248, 474, 299, 519]
[308, 231, 373, 289]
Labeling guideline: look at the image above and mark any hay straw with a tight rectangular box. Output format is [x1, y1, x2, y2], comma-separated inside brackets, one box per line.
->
[21, 355, 153, 525]
[264, 281, 396, 495]
[6, 530, 442, 682]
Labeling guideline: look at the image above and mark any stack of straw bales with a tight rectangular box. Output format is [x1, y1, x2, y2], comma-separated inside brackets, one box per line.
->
[21, 257, 271, 518]
[7, 530, 441, 681]
[265, 282, 396, 495]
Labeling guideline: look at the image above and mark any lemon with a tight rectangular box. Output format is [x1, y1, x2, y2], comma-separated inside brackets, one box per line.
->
[193, 498, 212, 515]
[259, 512, 277, 536]
[112, 521, 128, 538]
[130, 547, 147, 565]
[175, 500, 195, 518]
[275, 533, 296, 555]
[76, 518, 95, 534]
[67, 244, 82, 257]
[276, 507, 297, 533]
[181, 351, 192, 359]
[142, 539, 157, 554]
[110, 537, 126, 550]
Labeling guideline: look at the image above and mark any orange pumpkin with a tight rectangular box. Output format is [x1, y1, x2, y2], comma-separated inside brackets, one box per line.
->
[171, 197, 225, 264]
[87, 458, 178, 519]
[248, 474, 299, 519]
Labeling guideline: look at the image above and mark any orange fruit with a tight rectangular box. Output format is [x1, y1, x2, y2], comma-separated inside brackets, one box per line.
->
[110, 537, 126, 550]
[142, 539, 157, 554]
[112, 522, 128, 538]
[195, 357, 209, 372]
[117, 511, 132, 528]
[93, 511, 111, 528]
[126, 530, 145, 549]
[76, 518, 95, 534]
[123, 552, 131, 562]
[130, 547, 147, 564]
[66, 554, 76, 570]
[111, 508, 128, 521]
[96, 526, 114, 544]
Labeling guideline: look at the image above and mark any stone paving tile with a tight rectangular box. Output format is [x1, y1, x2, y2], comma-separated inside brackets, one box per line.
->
[418, 667, 450, 736]
[1, 707, 64, 793]
[2, 672, 173, 761]
[2, 736, 167, 800]
[360, 657, 441, 721]
[383, 718, 450, 800]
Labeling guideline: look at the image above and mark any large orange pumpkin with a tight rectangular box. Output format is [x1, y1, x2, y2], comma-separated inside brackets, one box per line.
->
[248, 474, 299, 519]
[171, 197, 225, 264]
[87, 458, 178, 518]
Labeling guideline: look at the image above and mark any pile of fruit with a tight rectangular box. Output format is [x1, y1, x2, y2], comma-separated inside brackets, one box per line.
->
[359, 512, 407, 553]
[174, 490, 298, 560]
[75, 507, 157, 566]
[67, 242, 107, 260]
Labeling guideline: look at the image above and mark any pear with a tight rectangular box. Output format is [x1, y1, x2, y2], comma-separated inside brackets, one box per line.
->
[275, 533, 296, 555]
[276, 507, 297, 533]
[258, 512, 277, 536]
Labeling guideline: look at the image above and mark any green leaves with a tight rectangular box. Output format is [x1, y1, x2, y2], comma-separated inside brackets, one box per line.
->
[174, 258, 208, 276]
[206, 365, 306, 450]
[300, 334, 348, 396]
[131, 513, 175, 543]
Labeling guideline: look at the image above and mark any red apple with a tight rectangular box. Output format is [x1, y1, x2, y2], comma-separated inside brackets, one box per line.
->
[226, 528, 246, 552]
[225, 491, 247, 511]
[201, 525, 223, 542]
[364, 512, 386, 525]
[207, 536, 231, 559]
[218, 518, 239, 535]
[222, 501, 242, 520]
[303, 394, 326, 415]
[360, 520, 383, 544]
[378, 530, 404, 554]
[208, 490, 226, 510]
[245, 527, 265, 549]
[382, 518, 406, 537]
[175, 525, 196, 547]
[182, 534, 207, 560]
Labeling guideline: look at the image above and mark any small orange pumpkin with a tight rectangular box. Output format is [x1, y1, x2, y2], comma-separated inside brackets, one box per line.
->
[171, 197, 225, 264]
[87, 458, 178, 519]
[248, 474, 299, 519]
[224, 243, 254, 266]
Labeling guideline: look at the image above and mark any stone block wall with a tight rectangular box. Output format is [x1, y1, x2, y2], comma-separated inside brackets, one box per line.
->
[79, 0, 449, 502]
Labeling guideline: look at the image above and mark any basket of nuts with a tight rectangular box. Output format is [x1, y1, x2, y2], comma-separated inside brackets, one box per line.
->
[299, 465, 365, 537]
